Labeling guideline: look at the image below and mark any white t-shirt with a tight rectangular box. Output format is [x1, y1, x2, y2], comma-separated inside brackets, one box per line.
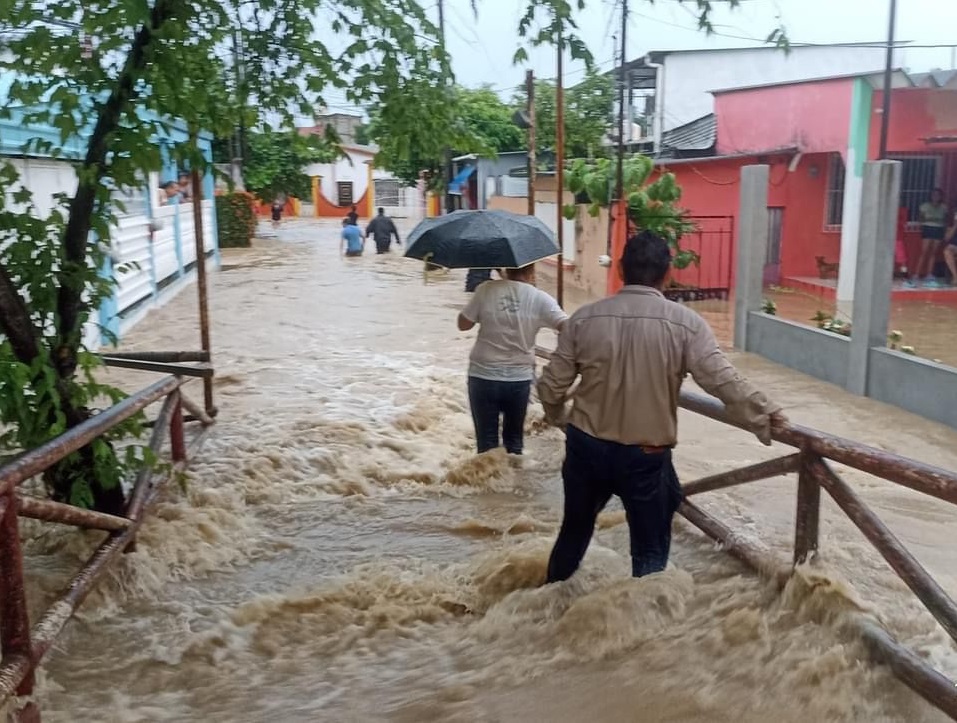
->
[461, 279, 567, 381]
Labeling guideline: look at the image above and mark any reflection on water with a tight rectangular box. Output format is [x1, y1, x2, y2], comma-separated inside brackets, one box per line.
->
[20, 219, 957, 722]
[768, 286, 957, 368]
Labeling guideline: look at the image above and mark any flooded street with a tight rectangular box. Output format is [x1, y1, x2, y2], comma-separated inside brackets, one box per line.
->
[24, 218, 957, 722]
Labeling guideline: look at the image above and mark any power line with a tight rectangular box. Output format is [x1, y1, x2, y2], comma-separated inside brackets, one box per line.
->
[630, 9, 957, 52]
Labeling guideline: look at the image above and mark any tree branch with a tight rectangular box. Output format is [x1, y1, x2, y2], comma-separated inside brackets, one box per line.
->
[0, 262, 41, 363]
[54, 0, 181, 377]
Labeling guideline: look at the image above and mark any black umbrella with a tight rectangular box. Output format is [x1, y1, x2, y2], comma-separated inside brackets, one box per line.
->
[404, 209, 560, 269]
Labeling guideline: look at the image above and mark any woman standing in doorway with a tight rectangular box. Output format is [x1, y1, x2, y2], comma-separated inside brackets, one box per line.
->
[908, 188, 949, 288]
[457, 265, 566, 457]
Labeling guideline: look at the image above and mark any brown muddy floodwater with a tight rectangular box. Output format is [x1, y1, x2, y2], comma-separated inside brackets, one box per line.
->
[19, 218, 957, 722]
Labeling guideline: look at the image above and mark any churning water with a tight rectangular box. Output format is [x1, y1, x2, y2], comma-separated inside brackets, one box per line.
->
[18, 219, 957, 722]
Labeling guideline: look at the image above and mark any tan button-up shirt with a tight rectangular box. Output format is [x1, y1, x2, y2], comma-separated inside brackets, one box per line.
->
[538, 286, 781, 447]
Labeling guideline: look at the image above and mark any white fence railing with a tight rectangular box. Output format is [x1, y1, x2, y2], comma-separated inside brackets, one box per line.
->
[105, 199, 217, 346]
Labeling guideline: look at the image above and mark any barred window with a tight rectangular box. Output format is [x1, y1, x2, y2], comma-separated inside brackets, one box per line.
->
[374, 179, 401, 206]
[824, 153, 845, 229]
[889, 155, 941, 225]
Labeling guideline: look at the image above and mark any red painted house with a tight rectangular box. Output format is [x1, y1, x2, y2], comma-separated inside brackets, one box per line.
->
[647, 70, 957, 302]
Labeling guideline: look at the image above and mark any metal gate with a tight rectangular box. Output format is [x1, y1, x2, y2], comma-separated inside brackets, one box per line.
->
[665, 215, 735, 302]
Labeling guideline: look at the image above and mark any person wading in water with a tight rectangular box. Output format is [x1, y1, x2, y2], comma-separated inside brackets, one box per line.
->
[458, 264, 566, 457]
[538, 230, 786, 581]
[365, 207, 402, 254]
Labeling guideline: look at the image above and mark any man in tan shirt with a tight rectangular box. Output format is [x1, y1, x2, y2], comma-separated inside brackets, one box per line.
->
[538, 230, 785, 581]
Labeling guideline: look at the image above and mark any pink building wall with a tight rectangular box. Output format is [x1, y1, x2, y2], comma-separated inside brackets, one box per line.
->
[714, 78, 855, 156]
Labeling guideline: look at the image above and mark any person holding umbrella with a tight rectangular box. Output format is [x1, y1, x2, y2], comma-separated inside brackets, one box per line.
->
[404, 209, 567, 455]
[457, 264, 566, 456]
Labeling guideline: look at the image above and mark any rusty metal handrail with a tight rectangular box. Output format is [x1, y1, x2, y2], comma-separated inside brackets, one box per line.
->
[0, 372, 214, 721]
[678, 389, 957, 505]
[534, 345, 957, 719]
[0, 375, 184, 498]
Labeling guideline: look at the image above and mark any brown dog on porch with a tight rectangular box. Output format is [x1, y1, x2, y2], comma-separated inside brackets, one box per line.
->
[816, 256, 840, 279]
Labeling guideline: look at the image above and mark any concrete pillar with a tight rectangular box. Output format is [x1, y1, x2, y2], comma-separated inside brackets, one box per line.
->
[733, 165, 770, 352]
[366, 161, 375, 218]
[846, 160, 902, 396]
[229, 159, 244, 191]
[835, 78, 874, 319]
[172, 198, 184, 277]
[311, 176, 320, 217]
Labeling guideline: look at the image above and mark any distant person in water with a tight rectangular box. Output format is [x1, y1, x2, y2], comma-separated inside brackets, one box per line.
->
[346, 205, 360, 226]
[365, 207, 401, 254]
[538, 230, 786, 582]
[341, 218, 363, 257]
[271, 195, 285, 229]
[458, 264, 566, 456]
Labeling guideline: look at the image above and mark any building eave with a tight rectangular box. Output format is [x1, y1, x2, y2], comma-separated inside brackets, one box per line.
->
[653, 146, 799, 167]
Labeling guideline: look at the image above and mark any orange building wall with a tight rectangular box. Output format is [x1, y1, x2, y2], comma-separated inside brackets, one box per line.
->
[634, 152, 838, 288]
[312, 186, 370, 219]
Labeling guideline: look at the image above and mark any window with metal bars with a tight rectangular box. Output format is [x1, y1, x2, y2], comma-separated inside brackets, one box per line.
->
[373, 179, 400, 206]
[888, 155, 941, 226]
[824, 153, 845, 230]
[337, 181, 354, 207]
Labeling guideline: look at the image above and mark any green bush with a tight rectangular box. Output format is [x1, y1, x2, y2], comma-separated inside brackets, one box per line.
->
[216, 191, 257, 248]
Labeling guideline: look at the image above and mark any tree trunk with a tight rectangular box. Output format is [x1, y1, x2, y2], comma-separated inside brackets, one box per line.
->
[0, 0, 180, 512]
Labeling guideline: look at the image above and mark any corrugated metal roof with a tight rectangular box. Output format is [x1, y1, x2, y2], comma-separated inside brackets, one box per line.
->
[911, 69, 957, 88]
[661, 113, 716, 152]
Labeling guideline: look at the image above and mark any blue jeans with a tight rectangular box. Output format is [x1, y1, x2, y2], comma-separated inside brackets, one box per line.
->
[547, 425, 683, 581]
[467, 376, 532, 455]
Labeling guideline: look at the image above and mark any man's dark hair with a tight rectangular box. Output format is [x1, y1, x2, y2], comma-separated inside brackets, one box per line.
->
[620, 230, 672, 287]
[161, 180, 178, 190]
[506, 264, 534, 280]
[378, 207, 385, 215]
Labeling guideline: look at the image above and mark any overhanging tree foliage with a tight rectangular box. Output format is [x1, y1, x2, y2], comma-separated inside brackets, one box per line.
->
[513, 72, 613, 159]
[0, 0, 449, 511]
[366, 84, 510, 189]
[458, 86, 525, 153]
[564, 155, 698, 269]
[244, 129, 343, 202]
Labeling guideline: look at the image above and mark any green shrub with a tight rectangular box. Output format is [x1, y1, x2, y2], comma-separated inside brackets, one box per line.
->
[216, 191, 257, 248]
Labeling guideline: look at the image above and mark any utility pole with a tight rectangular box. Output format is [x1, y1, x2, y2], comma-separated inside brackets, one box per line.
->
[232, 29, 246, 189]
[438, 0, 454, 213]
[190, 152, 215, 417]
[555, 32, 565, 308]
[526, 70, 536, 217]
[616, 0, 628, 200]
[878, 0, 897, 160]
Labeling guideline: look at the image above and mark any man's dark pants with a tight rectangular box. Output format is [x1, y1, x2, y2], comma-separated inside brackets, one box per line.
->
[467, 376, 532, 455]
[546, 424, 683, 582]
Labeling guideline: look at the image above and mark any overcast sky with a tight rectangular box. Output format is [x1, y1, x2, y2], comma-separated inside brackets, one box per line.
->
[316, 0, 957, 115]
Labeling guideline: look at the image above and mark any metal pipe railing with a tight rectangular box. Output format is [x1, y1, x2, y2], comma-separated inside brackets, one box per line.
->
[0, 375, 184, 498]
[0, 371, 212, 720]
